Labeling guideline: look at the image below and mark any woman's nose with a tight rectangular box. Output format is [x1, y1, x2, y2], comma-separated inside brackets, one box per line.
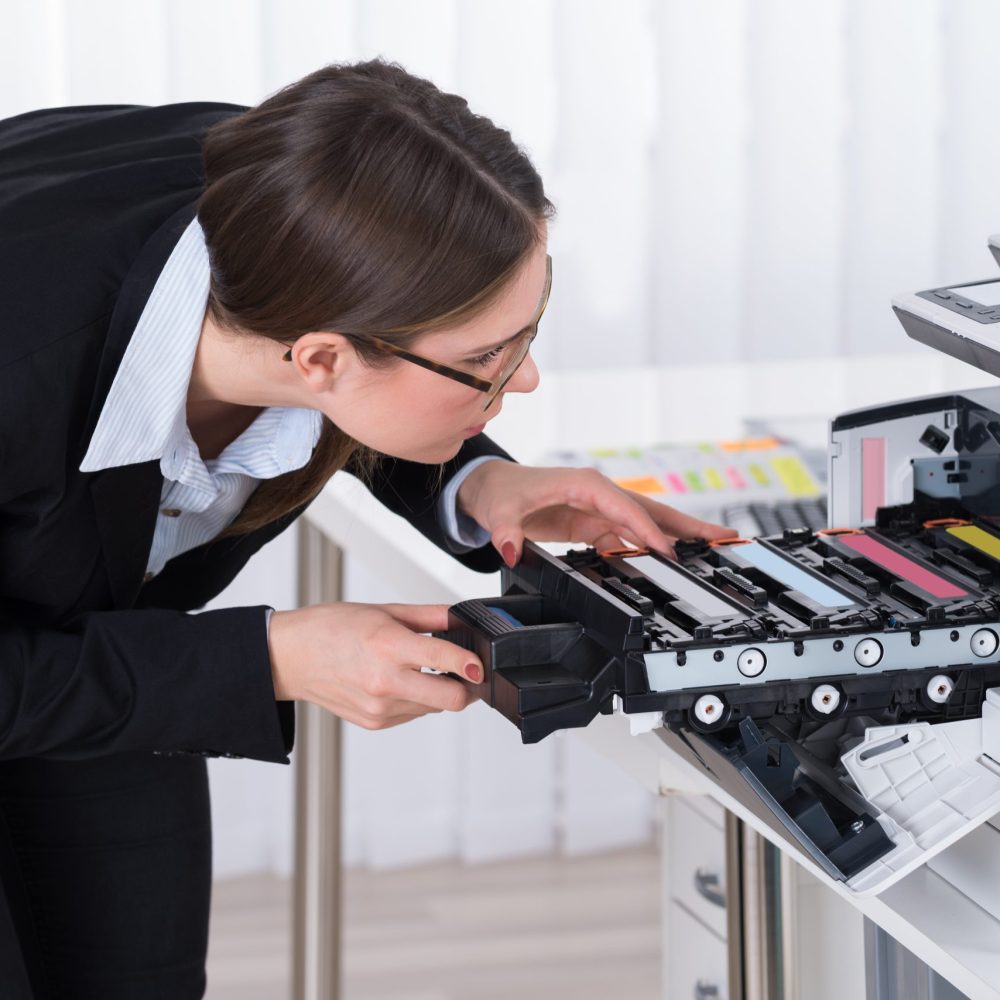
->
[505, 351, 540, 394]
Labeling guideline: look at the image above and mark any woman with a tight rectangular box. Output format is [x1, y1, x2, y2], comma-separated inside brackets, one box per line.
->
[0, 59, 730, 997]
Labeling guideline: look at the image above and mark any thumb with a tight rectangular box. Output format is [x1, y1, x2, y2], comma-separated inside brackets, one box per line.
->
[492, 527, 526, 569]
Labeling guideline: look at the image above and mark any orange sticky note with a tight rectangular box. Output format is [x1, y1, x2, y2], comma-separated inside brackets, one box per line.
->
[614, 475, 668, 495]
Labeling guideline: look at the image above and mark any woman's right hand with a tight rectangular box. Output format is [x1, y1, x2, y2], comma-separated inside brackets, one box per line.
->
[267, 602, 481, 729]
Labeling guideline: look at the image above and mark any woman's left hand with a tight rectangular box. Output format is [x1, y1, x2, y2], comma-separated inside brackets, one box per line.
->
[456, 460, 737, 567]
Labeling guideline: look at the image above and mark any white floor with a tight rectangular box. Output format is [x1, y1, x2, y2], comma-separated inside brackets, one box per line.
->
[206, 845, 660, 999]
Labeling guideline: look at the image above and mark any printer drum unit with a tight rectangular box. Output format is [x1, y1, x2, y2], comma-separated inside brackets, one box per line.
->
[441, 507, 1000, 888]
[443, 508, 1000, 745]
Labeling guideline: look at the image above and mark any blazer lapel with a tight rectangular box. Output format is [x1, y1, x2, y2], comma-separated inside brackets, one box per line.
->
[89, 461, 163, 609]
[79, 202, 198, 610]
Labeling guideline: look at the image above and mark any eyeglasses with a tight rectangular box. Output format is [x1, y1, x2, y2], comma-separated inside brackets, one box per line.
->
[283, 255, 551, 412]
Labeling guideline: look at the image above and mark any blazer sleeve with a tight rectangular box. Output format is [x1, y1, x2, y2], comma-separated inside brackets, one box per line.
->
[0, 604, 293, 763]
[352, 432, 515, 574]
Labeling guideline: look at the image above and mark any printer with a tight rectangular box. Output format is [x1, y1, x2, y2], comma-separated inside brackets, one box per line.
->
[441, 238, 1000, 898]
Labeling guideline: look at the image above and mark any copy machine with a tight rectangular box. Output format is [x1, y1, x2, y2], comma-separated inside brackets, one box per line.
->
[441, 238, 1000, 901]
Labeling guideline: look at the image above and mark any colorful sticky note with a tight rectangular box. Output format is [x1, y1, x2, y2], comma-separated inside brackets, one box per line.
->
[705, 468, 725, 491]
[770, 457, 821, 498]
[725, 467, 747, 489]
[684, 471, 706, 493]
[614, 475, 668, 495]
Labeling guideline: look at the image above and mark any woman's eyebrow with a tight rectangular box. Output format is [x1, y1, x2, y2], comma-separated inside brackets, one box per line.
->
[463, 276, 549, 355]
[465, 327, 527, 357]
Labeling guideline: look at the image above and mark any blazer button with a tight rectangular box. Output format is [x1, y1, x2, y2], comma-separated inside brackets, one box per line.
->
[161, 508, 182, 518]
[143, 571, 156, 583]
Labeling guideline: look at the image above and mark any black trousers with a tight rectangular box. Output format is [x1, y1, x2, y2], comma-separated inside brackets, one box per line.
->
[0, 753, 211, 999]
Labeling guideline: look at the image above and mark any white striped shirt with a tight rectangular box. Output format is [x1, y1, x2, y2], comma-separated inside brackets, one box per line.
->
[80, 218, 492, 580]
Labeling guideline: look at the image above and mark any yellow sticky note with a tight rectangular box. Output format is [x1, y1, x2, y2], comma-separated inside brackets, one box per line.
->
[770, 457, 821, 498]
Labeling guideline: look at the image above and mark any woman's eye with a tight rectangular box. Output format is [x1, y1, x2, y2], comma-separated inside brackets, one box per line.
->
[469, 346, 505, 369]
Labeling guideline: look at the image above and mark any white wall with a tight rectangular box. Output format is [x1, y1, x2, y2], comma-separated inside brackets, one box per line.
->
[200, 529, 300, 879]
[6, 0, 1000, 373]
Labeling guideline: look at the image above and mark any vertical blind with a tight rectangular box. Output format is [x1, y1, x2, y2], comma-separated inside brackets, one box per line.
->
[6, 0, 1000, 374]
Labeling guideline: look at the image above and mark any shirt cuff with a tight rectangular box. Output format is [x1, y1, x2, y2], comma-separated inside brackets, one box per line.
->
[437, 455, 508, 553]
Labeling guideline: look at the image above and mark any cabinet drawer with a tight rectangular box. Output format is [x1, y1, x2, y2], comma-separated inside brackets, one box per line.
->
[682, 793, 725, 831]
[668, 798, 728, 940]
[666, 900, 728, 1000]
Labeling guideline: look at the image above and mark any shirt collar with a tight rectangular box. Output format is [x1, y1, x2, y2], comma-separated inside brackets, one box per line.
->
[80, 218, 322, 480]
[80, 218, 210, 473]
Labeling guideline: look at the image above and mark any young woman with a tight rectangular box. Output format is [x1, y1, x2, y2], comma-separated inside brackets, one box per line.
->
[0, 59, 731, 997]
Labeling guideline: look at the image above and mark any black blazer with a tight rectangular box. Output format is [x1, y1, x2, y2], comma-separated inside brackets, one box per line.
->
[0, 103, 509, 764]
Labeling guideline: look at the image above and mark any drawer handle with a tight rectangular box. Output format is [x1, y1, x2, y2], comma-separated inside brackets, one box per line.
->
[694, 868, 726, 908]
[695, 981, 720, 999]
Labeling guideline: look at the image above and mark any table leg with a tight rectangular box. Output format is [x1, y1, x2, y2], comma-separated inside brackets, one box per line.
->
[292, 524, 343, 1000]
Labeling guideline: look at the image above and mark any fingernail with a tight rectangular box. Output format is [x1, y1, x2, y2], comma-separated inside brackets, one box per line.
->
[465, 663, 483, 683]
[501, 541, 516, 568]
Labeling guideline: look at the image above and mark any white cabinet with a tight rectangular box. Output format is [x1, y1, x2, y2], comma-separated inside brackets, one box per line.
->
[662, 796, 729, 999]
[668, 798, 728, 941]
[665, 888, 729, 999]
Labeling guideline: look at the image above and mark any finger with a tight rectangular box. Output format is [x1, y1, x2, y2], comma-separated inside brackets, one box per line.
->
[487, 468, 638, 567]
[487, 468, 665, 564]
[590, 528, 678, 561]
[388, 669, 477, 713]
[378, 603, 452, 634]
[521, 507, 616, 545]
[341, 691, 461, 729]
[566, 474, 674, 554]
[627, 491, 738, 542]
[361, 697, 451, 719]
[396, 631, 484, 681]
[706, 522, 740, 540]
[590, 530, 627, 552]
[491, 527, 526, 569]
[349, 710, 425, 731]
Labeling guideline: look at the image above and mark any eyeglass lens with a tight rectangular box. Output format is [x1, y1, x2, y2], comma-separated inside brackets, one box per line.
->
[482, 330, 536, 409]
[480, 259, 551, 408]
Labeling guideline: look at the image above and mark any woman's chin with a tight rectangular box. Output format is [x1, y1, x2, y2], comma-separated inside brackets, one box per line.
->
[379, 440, 465, 465]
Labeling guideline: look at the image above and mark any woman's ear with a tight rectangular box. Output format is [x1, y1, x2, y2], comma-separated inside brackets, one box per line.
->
[285, 332, 354, 393]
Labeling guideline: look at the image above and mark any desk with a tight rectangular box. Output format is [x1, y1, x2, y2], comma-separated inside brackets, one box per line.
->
[297, 472, 1000, 1000]
[294, 359, 1000, 1000]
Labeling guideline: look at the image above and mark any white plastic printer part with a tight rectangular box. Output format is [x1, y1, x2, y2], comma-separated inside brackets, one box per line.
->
[839, 696, 1000, 895]
[926, 821, 1000, 922]
[981, 686, 1000, 767]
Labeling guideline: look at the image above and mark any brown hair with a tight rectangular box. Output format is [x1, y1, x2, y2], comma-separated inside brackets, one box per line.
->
[197, 58, 554, 535]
